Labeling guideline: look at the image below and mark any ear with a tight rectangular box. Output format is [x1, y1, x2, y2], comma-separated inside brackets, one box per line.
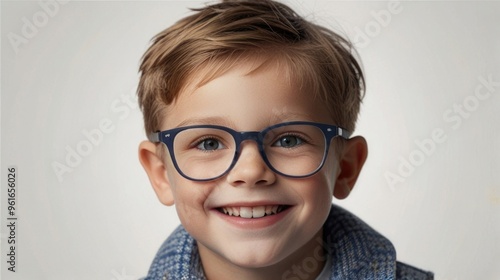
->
[333, 136, 368, 199]
[138, 141, 175, 206]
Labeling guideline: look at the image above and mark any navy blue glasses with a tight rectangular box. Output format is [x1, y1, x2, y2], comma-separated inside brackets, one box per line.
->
[149, 121, 351, 181]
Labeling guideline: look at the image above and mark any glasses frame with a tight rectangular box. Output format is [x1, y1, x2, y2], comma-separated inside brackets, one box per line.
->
[149, 121, 351, 181]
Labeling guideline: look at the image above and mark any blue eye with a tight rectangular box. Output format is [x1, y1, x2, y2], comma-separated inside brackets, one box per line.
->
[273, 135, 304, 148]
[196, 138, 225, 151]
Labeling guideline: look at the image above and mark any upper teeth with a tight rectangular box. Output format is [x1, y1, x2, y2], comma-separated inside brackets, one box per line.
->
[220, 205, 283, 218]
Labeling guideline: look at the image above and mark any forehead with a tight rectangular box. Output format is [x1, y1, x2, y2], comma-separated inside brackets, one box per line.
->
[163, 59, 333, 130]
[180, 51, 321, 99]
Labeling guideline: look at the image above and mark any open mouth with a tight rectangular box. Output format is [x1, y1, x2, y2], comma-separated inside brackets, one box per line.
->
[217, 205, 290, 219]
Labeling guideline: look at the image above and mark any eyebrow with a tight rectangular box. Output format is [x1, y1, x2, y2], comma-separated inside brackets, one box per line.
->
[174, 117, 236, 128]
[172, 112, 320, 130]
[268, 111, 319, 124]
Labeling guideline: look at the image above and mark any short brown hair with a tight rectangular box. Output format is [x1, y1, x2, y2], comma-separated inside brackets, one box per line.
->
[138, 0, 365, 136]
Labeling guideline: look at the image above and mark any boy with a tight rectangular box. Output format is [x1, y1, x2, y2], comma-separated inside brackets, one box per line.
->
[137, 0, 433, 279]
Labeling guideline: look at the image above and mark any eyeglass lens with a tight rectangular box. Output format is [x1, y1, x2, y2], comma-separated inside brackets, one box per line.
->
[172, 124, 327, 180]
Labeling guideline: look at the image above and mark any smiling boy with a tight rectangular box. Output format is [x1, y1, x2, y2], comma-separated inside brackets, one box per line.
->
[137, 1, 433, 279]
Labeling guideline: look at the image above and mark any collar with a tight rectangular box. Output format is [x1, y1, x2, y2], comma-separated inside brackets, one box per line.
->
[145, 205, 397, 280]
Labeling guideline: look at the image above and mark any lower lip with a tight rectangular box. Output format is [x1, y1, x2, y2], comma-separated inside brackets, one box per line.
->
[213, 207, 292, 229]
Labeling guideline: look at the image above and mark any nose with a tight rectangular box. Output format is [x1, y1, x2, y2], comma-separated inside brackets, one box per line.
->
[226, 141, 276, 187]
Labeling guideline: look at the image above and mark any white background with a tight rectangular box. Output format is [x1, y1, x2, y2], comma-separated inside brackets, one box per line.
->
[1, 1, 499, 279]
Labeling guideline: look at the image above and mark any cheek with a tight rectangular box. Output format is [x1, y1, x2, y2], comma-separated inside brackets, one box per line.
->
[310, 176, 334, 207]
[167, 167, 217, 229]
[322, 153, 340, 192]
[173, 186, 209, 230]
[292, 172, 335, 212]
[302, 159, 338, 210]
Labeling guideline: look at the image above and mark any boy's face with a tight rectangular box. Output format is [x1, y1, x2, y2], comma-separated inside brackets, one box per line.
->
[140, 60, 367, 276]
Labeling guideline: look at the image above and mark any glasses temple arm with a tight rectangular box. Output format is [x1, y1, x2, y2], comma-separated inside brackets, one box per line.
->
[338, 127, 352, 139]
[148, 132, 160, 143]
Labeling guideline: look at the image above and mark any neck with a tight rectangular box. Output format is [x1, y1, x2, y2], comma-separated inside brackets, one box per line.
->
[200, 229, 327, 280]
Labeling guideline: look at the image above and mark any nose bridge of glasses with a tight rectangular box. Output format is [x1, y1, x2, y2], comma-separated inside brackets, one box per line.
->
[232, 131, 269, 163]
[232, 131, 270, 170]
[237, 131, 264, 147]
